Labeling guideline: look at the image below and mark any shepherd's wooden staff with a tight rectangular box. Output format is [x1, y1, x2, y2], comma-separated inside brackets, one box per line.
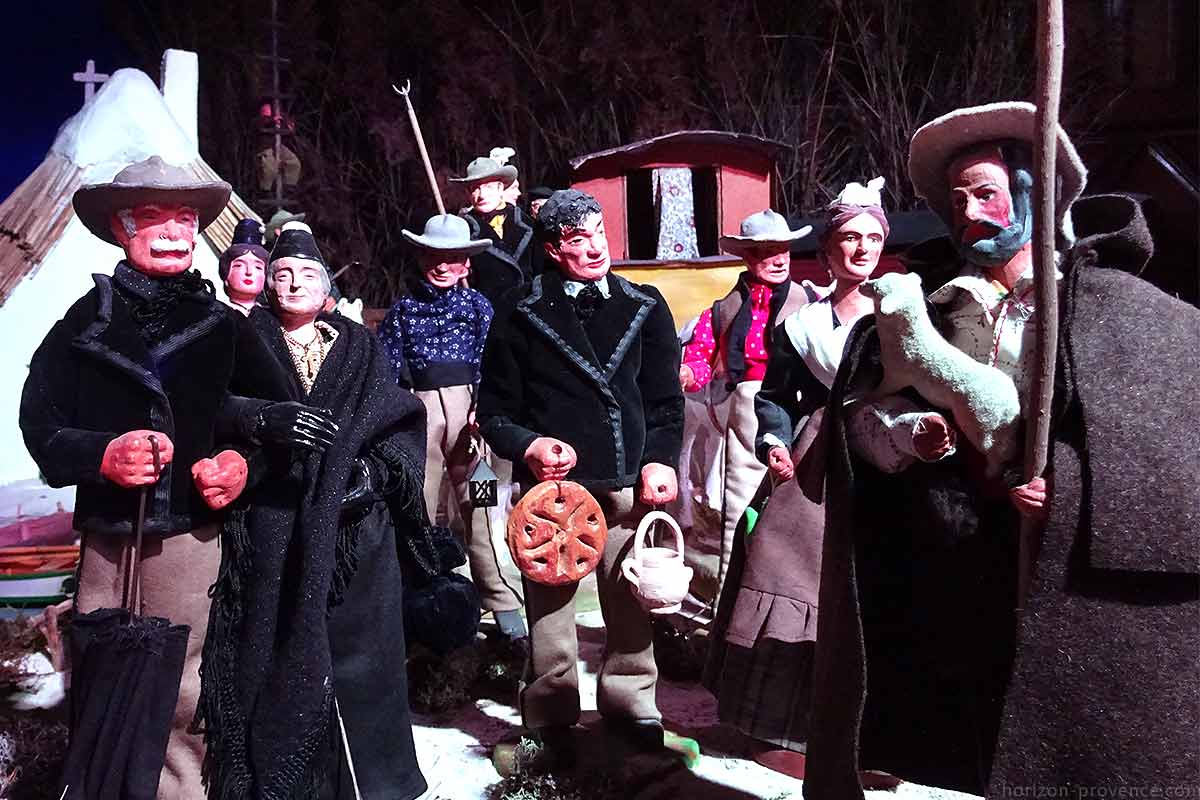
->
[1019, 0, 1064, 607]
[392, 80, 446, 215]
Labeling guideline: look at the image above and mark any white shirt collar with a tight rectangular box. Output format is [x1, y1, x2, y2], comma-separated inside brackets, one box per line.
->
[928, 261, 1062, 310]
[562, 274, 611, 299]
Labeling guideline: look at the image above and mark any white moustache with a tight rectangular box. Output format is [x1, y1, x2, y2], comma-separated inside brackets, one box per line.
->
[149, 239, 192, 255]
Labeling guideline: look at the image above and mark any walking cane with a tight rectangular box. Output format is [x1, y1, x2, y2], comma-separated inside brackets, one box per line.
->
[1019, 0, 1064, 609]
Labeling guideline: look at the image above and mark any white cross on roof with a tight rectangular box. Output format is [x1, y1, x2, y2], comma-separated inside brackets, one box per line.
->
[72, 59, 110, 103]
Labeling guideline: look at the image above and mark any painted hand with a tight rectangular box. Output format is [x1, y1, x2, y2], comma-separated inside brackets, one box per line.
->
[679, 364, 696, 391]
[767, 446, 794, 481]
[524, 437, 577, 482]
[1010, 475, 1049, 521]
[913, 413, 957, 461]
[639, 462, 678, 506]
[99, 430, 174, 488]
[191, 450, 248, 510]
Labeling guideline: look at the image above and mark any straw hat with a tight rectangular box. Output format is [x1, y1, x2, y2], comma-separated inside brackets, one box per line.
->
[907, 101, 1087, 238]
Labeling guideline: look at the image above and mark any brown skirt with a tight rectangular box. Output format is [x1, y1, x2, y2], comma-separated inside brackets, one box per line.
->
[703, 411, 827, 750]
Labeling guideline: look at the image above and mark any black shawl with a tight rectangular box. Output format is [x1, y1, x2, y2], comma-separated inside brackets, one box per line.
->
[199, 312, 426, 799]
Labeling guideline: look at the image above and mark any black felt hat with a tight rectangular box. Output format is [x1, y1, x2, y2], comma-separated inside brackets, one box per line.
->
[527, 186, 556, 201]
[219, 218, 269, 281]
[269, 221, 326, 267]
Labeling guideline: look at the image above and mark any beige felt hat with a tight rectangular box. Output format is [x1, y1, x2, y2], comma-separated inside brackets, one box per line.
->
[402, 214, 490, 255]
[448, 156, 518, 186]
[907, 101, 1087, 238]
[73, 156, 231, 246]
[719, 209, 813, 253]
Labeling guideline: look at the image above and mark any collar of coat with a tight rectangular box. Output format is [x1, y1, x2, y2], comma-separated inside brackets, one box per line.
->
[464, 206, 534, 273]
[249, 306, 356, 400]
[516, 269, 656, 388]
[72, 268, 228, 402]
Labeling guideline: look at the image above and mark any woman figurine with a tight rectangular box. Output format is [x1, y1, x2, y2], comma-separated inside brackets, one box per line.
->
[704, 178, 951, 782]
[219, 218, 269, 315]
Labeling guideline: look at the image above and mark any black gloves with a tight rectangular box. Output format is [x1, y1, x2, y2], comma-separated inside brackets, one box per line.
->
[255, 401, 338, 451]
[341, 457, 377, 518]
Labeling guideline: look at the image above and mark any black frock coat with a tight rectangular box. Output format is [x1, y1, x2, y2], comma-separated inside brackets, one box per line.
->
[19, 263, 279, 536]
[463, 205, 536, 306]
[477, 270, 684, 493]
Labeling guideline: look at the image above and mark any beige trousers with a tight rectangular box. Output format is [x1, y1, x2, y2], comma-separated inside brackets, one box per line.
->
[75, 524, 221, 800]
[714, 380, 768, 603]
[519, 488, 660, 729]
[416, 385, 522, 612]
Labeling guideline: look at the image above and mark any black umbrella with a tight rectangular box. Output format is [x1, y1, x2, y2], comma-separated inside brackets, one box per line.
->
[58, 436, 191, 800]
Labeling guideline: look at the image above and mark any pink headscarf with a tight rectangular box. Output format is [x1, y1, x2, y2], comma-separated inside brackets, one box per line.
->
[817, 177, 890, 264]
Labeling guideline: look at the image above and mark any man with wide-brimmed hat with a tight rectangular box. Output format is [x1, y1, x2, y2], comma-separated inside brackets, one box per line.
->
[678, 209, 813, 603]
[805, 102, 1200, 798]
[452, 156, 536, 304]
[378, 214, 528, 642]
[20, 156, 337, 799]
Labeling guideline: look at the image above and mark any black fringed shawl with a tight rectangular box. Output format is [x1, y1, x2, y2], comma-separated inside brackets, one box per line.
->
[199, 311, 426, 800]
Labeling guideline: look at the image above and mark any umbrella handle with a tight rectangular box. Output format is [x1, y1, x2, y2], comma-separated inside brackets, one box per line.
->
[127, 435, 161, 616]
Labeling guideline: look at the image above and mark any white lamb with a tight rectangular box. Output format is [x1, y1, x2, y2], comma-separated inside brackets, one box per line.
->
[861, 271, 1021, 476]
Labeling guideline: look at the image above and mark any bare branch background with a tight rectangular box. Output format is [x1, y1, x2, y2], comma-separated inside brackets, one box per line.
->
[106, 0, 1054, 306]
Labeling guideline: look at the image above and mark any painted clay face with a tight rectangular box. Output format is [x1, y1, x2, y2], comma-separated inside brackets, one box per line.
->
[419, 250, 471, 289]
[826, 212, 885, 284]
[470, 179, 507, 214]
[947, 148, 1033, 267]
[547, 212, 610, 282]
[529, 198, 548, 218]
[111, 203, 198, 277]
[270, 257, 329, 321]
[503, 178, 521, 206]
[742, 241, 792, 285]
[949, 153, 1012, 247]
[226, 253, 266, 302]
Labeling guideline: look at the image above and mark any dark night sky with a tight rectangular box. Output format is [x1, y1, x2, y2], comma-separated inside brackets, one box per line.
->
[1, 1, 131, 199]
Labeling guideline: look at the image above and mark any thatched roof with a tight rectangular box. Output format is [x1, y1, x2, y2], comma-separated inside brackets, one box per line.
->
[0, 66, 257, 304]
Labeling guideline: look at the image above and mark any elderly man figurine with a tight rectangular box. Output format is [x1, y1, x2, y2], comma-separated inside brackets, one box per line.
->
[198, 221, 429, 800]
[452, 156, 536, 305]
[378, 214, 527, 642]
[220, 217, 268, 315]
[806, 103, 1200, 798]
[678, 209, 812, 600]
[19, 157, 335, 799]
[477, 189, 684, 758]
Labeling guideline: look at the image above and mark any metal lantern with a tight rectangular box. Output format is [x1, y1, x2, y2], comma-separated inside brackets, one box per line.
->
[468, 458, 499, 508]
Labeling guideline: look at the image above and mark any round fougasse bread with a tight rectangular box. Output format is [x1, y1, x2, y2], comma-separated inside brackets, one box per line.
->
[507, 480, 608, 586]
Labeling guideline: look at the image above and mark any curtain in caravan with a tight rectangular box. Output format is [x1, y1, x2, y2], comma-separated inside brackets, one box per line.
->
[652, 167, 700, 260]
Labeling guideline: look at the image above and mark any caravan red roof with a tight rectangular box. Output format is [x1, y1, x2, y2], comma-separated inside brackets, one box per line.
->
[569, 130, 786, 178]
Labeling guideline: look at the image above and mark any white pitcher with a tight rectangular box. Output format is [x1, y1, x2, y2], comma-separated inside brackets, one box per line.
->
[621, 510, 693, 615]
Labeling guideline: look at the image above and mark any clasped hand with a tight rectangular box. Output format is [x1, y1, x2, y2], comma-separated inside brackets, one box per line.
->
[256, 401, 338, 451]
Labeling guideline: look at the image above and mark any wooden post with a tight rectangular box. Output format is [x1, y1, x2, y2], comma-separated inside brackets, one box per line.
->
[1020, 0, 1065, 607]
